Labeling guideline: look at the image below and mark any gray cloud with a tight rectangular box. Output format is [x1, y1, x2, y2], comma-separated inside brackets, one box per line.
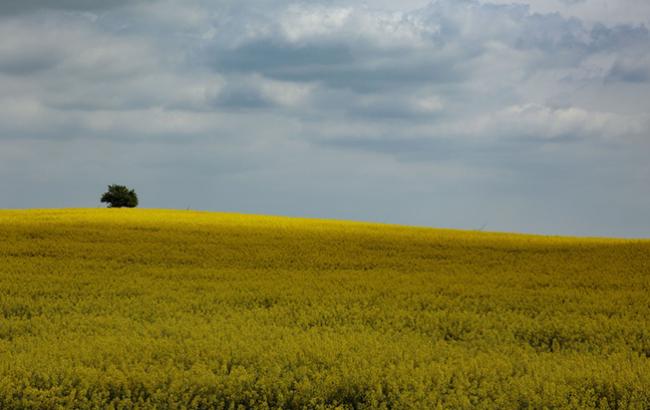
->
[482, 0, 650, 26]
[0, 0, 149, 15]
[211, 81, 276, 109]
[607, 56, 650, 83]
[0, 0, 649, 237]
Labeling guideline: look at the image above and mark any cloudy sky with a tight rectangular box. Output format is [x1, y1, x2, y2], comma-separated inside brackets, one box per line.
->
[1, 0, 649, 237]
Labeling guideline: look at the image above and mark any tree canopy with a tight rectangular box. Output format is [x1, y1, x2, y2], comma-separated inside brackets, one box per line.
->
[101, 184, 138, 208]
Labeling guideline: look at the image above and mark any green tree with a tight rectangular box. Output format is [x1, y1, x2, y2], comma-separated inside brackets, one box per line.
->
[101, 184, 138, 208]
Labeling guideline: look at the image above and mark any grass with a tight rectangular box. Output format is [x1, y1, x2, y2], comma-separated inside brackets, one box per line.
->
[0, 209, 649, 409]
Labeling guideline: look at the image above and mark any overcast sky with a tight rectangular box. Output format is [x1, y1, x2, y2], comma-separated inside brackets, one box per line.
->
[1, 0, 649, 237]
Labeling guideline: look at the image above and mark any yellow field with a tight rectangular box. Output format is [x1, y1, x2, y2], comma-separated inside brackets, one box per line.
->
[0, 209, 649, 409]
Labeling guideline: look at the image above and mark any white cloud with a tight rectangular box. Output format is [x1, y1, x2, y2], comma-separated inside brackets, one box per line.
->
[0, 0, 649, 236]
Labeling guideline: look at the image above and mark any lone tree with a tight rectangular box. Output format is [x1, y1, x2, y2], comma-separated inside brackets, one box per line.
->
[101, 184, 138, 208]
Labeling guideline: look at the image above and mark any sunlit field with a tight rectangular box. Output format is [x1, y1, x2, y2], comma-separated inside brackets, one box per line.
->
[1, 209, 649, 409]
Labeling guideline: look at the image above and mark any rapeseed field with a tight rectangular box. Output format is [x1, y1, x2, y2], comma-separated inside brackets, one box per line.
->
[0, 209, 649, 409]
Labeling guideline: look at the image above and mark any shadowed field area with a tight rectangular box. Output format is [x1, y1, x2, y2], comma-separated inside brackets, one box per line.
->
[0, 209, 649, 409]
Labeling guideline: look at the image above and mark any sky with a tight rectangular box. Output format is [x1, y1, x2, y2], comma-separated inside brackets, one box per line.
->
[0, 0, 649, 237]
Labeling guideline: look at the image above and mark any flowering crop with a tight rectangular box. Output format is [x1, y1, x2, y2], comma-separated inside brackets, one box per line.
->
[0, 209, 649, 409]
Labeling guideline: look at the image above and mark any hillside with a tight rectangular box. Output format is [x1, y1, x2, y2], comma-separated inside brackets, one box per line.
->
[1, 209, 649, 409]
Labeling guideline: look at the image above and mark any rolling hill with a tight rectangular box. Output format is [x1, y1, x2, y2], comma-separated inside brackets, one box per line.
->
[1, 209, 649, 409]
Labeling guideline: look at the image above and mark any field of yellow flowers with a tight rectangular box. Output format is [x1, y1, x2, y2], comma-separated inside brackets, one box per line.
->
[0, 209, 649, 409]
